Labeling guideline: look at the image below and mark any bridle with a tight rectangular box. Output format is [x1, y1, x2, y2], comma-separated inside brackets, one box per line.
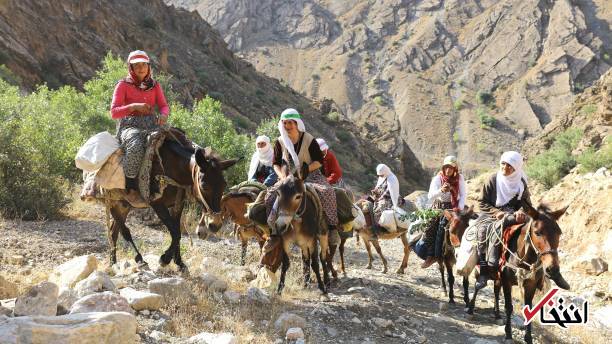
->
[192, 159, 222, 218]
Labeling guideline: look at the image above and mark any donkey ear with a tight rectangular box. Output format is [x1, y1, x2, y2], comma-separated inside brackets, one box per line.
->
[522, 200, 539, 219]
[548, 205, 569, 221]
[219, 159, 239, 170]
[195, 148, 209, 167]
[299, 162, 309, 181]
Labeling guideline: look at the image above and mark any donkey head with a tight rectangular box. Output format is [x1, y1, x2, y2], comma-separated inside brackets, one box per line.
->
[444, 205, 475, 247]
[194, 147, 238, 239]
[274, 163, 309, 232]
[523, 200, 570, 290]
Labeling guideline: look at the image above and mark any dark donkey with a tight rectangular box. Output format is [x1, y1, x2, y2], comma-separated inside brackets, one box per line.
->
[105, 141, 237, 272]
[273, 163, 331, 295]
[451, 202, 570, 344]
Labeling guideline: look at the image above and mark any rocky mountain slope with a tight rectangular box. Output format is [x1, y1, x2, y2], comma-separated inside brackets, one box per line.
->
[0, 0, 428, 190]
[169, 0, 611, 175]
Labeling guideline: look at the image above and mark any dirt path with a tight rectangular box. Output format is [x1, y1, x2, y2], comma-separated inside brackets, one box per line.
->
[0, 207, 601, 343]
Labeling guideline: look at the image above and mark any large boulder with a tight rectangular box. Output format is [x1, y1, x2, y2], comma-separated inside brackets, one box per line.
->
[119, 287, 163, 311]
[49, 255, 98, 288]
[148, 278, 195, 304]
[14, 282, 58, 317]
[572, 256, 609, 276]
[200, 274, 228, 293]
[74, 271, 117, 297]
[0, 276, 18, 299]
[56, 287, 79, 315]
[0, 311, 137, 343]
[69, 292, 133, 315]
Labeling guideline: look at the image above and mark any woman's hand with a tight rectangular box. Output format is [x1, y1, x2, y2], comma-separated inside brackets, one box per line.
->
[441, 183, 450, 193]
[157, 115, 168, 125]
[514, 211, 527, 223]
[130, 103, 151, 114]
[495, 211, 505, 220]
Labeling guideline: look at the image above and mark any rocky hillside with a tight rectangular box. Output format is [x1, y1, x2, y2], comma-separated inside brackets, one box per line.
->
[0, 0, 428, 190]
[169, 0, 611, 175]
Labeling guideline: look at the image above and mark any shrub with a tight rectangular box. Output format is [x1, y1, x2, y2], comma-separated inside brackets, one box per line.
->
[0, 65, 21, 85]
[581, 104, 597, 116]
[576, 137, 612, 172]
[256, 117, 278, 141]
[452, 132, 459, 143]
[326, 111, 340, 122]
[336, 129, 352, 142]
[141, 17, 158, 31]
[477, 108, 495, 128]
[526, 128, 582, 187]
[453, 98, 464, 110]
[476, 90, 494, 106]
[373, 96, 384, 106]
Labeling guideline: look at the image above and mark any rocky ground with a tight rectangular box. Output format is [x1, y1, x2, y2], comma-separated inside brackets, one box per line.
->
[1, 194, 610, 343]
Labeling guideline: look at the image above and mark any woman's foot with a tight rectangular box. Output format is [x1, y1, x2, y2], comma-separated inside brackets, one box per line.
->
[420, 256, 437, 269]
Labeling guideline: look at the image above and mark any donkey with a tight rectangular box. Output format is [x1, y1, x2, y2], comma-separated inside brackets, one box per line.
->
[220, 191, 267, 265]
[352, 199, 411, 275]
[451, 202, 570, 343]
[273, 163, 331, 295]
[104, 140, 237, 272]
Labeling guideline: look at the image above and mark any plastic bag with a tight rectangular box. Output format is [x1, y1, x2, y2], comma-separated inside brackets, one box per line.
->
[379, 209, 397, 232]
[75, 131, 120, 172]
[351, 205, 366, 230]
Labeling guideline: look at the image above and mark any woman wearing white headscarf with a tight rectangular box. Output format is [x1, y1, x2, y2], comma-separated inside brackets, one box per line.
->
[264, 108, 339, 244]
[366, 164, 401, 240]
[475, 151, 532, 288]
[248, 135, 277, 187]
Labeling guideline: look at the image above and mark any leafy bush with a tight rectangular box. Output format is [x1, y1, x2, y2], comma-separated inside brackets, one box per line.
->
[526, 128, 582, 187]
[452, 132, 459, 143]
[326, 111, 340, 122]
[256, 117, 279, 141]
[576, 137, 612, 172]
[373, 96, 384, 106]
[477, 108, 495, 128]
[336, 129, 352, 142]
[476, 90, 494, 106]
[581, 104, 597, 116]
[453, 98, 464, 110]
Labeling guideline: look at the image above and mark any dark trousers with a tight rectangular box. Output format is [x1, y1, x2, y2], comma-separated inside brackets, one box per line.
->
[425, 216, 448, 258]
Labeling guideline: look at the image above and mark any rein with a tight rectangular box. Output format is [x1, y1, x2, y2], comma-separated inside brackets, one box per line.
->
[191, 158, 221, 217]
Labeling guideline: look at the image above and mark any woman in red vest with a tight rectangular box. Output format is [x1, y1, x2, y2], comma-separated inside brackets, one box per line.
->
[316, 138, 346, 188]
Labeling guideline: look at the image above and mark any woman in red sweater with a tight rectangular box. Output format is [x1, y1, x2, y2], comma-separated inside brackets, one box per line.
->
[110, 50, 169, 206]
[316, 138, 345, 188]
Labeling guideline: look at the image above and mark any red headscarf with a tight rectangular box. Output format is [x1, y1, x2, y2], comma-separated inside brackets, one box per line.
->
[438, 166, 460, 208]
[124, 64, 155, 91]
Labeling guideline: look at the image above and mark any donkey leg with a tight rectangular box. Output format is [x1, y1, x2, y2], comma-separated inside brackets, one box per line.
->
[277, 251, 290, 295]
[522, 281, 538, 344]
[364, 239, 374, 269]
[372, 240, 388, 274]
[151, 204, 186, 271]
[319, 234, 331, 289]
[493, 280, 502, 321]
[445, 258, 455, 304]
[107, 220, 120, 266]
[439, 260, 447, 296]
[311, 244, 327, 294]
[339, 237, 347, 276]
[502, 277, 514, 342]
[118, 223, 144, 265]
[108, 203, 130, 265]
[302, 250, 312, 287]
[396, 233, 410, 274]
[328, 242, 338, 281]
[463, 276, 470, 308]
[467, 283, 480, 315]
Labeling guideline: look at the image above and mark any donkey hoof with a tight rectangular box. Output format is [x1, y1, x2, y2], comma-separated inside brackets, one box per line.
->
[178, 264, 190, 275]
[159, 255, 171, 267]
[449, 299, 456, 305]
[366, 265, 372, 270]
[395, 269, 405, 274]
[381, 268, 388, 274]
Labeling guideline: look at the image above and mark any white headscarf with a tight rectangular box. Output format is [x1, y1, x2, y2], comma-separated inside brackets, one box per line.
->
[278, 108, 305, 167]
[375, 164, 400, 209]
[248, 135, 274, 180]
[495, 151, 527, 207]
[316, 138, 329, 152]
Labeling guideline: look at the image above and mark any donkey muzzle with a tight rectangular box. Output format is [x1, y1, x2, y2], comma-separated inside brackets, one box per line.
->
[545, 266, 571, 290]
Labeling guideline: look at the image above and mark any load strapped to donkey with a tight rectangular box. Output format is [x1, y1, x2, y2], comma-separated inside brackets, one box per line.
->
[74, 126, 237, 271]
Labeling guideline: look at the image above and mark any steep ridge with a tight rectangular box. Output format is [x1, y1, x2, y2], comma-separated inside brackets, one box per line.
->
[169, 0, 610, 175]
[0, 0, 428, 191]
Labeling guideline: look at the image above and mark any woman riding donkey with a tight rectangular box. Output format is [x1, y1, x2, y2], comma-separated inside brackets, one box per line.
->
[366, 164, 401, 241]
[421, 156, 467, 268]
[263, 109, 340, 259]
[111, 50, 169, 207]
[475, 151, 532, 289]
[248, 135, 278, 187]
[316, 138, 346, 188]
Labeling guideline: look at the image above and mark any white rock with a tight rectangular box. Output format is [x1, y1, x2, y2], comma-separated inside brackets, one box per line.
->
[14, 282, 58, 317]
[326, 326, 338, 337]
[593, 305, 612, 330]
[150, 330, 166, 341]
[223, 290, 241, 304]
[226, 266, 254, 283]
[351, 317, 362, 324]
[295, 339, 305, 344]
[57, 287, 79, 315]
[372, 317, 393, 328]
[112, 260, 138, 277]
[183, 332, 237, 344]
[110, 278, 128, 289]
[119, 287, 163, 311]
[75, 271, 116, 297]
[0, 305, 12, 316]
[274, 312, 306, 333]
[249, 266, 277, 289]
[201, 273, 228, 293]
[142, 254, 162, 273]
[141, 309, 150, 316]
[0, 311, 137, 343]
[286, 327, 305, 340]
[49, 255, 98, 288]
[246, 287, 270, 304]
[200, 257, 224, 272]
[0, 276, 18, 299]
[69, 291, 133, 314]
[573, 256, 608, 275]
[148, 277, 195, 304]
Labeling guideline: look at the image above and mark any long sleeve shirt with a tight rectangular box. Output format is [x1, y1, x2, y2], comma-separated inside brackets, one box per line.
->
[110, 81, 169, 119]
[478, 173, 532, 215]
[321, 150, 343, 184]
[428, 174, 467, 209]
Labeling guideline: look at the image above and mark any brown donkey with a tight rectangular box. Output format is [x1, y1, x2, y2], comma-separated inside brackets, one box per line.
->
[220, 191, 267, 265]
[273, 164, 331, 295]
[104, 140, 237, 272]
[352, 199, 411, 275]
[453, 202, 570, 344]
